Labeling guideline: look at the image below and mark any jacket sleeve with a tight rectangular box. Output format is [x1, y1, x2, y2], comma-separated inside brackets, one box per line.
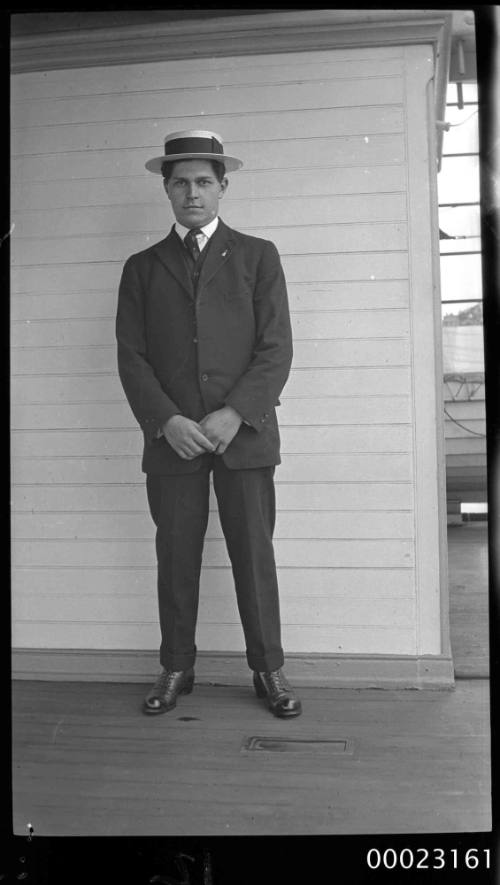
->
[224, 240, 293, 432]
[116, 255, 181, 443]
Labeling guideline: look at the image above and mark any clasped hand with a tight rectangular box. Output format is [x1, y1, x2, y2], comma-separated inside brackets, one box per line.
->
[162, 406, 242, 460]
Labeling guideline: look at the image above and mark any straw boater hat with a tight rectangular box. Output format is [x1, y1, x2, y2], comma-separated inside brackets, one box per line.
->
[145, 129, 243, 174]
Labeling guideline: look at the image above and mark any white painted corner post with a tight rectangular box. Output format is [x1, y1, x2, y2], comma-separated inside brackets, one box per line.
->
[403, 43, 451, 661]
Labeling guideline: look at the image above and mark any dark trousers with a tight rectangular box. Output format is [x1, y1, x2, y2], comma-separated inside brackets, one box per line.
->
[146, 455, 285, 673]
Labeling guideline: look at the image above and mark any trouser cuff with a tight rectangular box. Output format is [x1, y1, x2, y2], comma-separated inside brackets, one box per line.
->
[246, 650, 285, 673]
[161, 650, 196, 672]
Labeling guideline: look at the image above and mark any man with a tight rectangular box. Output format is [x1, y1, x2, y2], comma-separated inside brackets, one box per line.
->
[116, 129, 301, 719]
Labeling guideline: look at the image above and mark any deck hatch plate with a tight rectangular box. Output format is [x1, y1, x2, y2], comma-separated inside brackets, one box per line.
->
[242, 736, 354, 754]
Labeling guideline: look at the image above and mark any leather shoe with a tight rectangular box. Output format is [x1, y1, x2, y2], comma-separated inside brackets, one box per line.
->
[253, 669, 302, 718]
[143, 667, 194, 715]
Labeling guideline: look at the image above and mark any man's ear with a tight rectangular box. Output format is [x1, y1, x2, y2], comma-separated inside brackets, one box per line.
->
[219, 177, 229, 199]
[162, 178, 170, 200]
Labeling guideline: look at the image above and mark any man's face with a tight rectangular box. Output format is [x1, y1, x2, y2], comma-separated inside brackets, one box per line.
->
[164, 159, 228, 229]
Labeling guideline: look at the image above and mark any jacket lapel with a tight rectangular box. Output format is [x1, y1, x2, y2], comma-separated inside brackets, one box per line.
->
[151, 220, 237, 298]
[152, 227, 194, 299]
[198, 219, 237, 289]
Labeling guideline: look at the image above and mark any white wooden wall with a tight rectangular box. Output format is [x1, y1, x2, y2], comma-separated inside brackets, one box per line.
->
[11, 44, 446, 661]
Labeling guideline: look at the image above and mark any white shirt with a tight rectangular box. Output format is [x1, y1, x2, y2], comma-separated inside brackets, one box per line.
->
[175, 216, 219, 252]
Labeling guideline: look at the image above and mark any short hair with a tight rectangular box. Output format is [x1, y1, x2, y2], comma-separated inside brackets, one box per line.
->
[161, 159, 226, 183]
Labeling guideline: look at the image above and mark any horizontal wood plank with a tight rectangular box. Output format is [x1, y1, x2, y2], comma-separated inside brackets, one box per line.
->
[11, 482, 414, 512]
[12, 221, 408, 266]
[12, 106, 405, 157]
[11, 339, 411, 373]
[11, 453, 413, 485]
[301, 307, 409, 337]
[12, 306, 412, 340]
[11, 166, 407, 211]
[445, 454, 487, 469]
[12, 537, 414, 568]
[442, 401, 488, 422]
[11, 397, 412, 430]
[445, 438, 486, 456]
[444, 420, 486, 440]
[12, 509, 415, 540]
[446, 468, 487, 486]
[12, 592, 415, 627]
[11, 50, 404, 101]
[11, 79, 404, 129]
[12, 136, 405, 185]
[12, 622, 416, 654]
[12, 193, 407, 237]
[11, 253, 409, 293]
[11, 425, 413, 458]
[11, 280, 410, 322]
[12, 311, 410, 349]
[12, 565, 415, 597]
[11, 367, 411, 404]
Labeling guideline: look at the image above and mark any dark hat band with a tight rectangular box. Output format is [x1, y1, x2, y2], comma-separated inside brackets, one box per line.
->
[164, 136, 224, 157]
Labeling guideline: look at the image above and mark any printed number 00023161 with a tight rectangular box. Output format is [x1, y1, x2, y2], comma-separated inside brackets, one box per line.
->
[366, 848, 491, 871]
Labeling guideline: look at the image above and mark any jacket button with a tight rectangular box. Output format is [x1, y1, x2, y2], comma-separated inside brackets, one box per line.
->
[201, 373, 208, 382]
[193, 338, 198, 343]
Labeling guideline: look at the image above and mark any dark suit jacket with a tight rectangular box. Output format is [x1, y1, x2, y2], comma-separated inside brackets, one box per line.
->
[116, 219, 293, 474]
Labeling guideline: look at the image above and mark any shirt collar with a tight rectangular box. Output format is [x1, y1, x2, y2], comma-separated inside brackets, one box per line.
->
[175, 216, 219, 241]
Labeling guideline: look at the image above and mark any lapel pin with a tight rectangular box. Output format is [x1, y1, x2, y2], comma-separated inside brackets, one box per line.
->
[221, 250, 228, 257]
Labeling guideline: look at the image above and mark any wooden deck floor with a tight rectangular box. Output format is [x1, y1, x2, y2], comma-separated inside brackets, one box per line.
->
[12, 678, 491, 836]
[12, 522, 491, 837]
[448, 523, 489, 678]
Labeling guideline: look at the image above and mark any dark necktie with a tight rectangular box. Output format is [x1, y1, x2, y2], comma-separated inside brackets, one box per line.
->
[184, 228, 202, 262]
